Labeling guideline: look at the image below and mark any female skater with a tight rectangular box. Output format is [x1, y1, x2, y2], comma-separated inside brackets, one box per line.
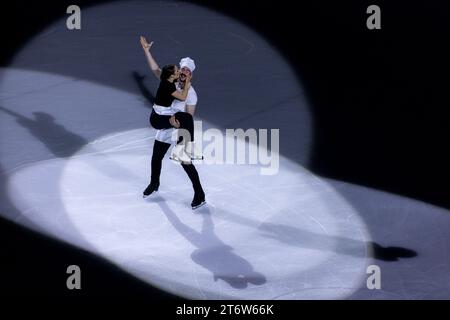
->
[149, 63, 197, 163]
[140, 36, 202, 162]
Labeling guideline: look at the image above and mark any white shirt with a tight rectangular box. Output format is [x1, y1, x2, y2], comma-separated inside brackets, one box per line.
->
[155, 84, 198, 144]
[172, 83, 198, 113]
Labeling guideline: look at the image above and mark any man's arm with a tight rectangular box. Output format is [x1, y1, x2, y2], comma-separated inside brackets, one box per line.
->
[140, 36, 161, 79]
[186, 88, 198, 116]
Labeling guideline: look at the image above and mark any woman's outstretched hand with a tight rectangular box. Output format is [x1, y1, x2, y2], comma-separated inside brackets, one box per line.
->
[184, 73, 192, 89]
[140, 36, 153, 51]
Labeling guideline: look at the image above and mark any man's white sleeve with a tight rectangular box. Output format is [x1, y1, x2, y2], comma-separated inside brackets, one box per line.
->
[186, 87, 198, 106]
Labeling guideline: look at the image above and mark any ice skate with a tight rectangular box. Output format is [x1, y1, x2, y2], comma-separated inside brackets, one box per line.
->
[191, 190, 206, 210]
[185, 141, 204, 160]
[169, 143, 192, 164]
[143, 181, 159, 198]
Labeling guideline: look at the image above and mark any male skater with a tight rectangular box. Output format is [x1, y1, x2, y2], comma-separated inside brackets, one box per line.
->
[140, 36, 206, 210]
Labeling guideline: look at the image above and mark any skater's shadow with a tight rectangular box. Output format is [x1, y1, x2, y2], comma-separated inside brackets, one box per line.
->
[156, 198, 266, 289]
[0, 106, 87, 158]
[368, 242, 417, 261]
[131, 71, 155, 107]
[258, 222, 417, 261]
[0, 105, 145, 182]
[210, 207, 417, 262]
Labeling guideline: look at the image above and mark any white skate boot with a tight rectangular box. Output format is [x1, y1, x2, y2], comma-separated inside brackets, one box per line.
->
[169, 143, 192, 164]
[185, 141, 204, 160]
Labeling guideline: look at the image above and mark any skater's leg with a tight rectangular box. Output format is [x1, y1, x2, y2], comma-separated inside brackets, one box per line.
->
[174, 112, 194, 143]
[174, 112, 202, 160]
[181, 163, 206, 209]
[150, 110, 174, 130]
[169, 112, 197, 163]
[144, 140, 170, 197]
[151, 140, 171, 184]
[181, 163, 203, 192]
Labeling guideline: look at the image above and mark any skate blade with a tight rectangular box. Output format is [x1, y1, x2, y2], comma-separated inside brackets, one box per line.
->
[192, 201, 206, 210]
[170, 156, 192, 165]
[169, 156, 183, 163]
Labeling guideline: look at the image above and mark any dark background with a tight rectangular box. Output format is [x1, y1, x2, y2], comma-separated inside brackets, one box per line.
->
[0, 0, 449, 299]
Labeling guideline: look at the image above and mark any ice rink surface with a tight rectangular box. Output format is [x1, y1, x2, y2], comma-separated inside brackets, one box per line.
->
[1, 1, 450, 299]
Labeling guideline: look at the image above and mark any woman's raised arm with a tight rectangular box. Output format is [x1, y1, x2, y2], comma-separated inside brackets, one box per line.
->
[140, 35, 161, 80]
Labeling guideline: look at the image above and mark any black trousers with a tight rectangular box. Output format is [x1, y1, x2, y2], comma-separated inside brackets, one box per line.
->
[150, 110, 194, 143]
[150, 140, 204, 194]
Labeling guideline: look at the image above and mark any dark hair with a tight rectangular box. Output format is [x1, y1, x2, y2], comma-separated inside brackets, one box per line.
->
[160, 64, 177, 81]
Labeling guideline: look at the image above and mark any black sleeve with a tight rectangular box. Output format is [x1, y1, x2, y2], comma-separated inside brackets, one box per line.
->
[161, 81, 177, 96]
[155, 80, 178, 106]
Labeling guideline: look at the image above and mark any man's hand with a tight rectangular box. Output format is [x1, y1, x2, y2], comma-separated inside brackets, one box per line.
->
[169, 115, 180, 128]
[140, 36, 153, 51]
